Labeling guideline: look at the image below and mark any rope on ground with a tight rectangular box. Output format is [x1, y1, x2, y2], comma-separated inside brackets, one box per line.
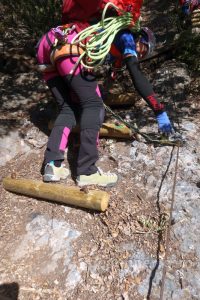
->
[159, 145, 180, 299]
[103, 103, 183, 146]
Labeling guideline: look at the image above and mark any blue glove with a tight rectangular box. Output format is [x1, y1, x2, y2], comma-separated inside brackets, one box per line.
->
[156, 112, 173, 135]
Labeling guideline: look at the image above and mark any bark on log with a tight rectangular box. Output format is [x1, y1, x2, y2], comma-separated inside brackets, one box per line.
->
[48, 122, 133, 139]
[192, 9, 200, 16]
[72, 123, 133, 139]
[105, 93, 135, 107]
[3, 177, 110, 212]
[191, 16, 200, 20]
[192, 21, 200, 26]
[191, 9, 200, 24]
[99, 123, 132, 139]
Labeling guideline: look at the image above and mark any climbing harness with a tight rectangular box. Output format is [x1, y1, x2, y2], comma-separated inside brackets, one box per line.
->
[50, 43, 84, 65]
[103, 103, 184, 146]
[50, 24, 85, 68]
[37, 24, 84, 73]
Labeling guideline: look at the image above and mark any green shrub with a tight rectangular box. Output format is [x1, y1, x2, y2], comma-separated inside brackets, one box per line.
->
[1, 0, 62, 38]
[175, 30, 200, 72]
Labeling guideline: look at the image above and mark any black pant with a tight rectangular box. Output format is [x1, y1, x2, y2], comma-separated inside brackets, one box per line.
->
[45, 73, 104, 175]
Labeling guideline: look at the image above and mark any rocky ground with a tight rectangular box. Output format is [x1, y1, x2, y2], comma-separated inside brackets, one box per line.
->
[0, 1, 200, 300]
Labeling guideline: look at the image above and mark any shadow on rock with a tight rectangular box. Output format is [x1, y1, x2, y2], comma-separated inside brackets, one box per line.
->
[0, 282, 19, 300]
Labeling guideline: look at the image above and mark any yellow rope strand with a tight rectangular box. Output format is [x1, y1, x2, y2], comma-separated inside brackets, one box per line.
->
[70, 2, 140, 70]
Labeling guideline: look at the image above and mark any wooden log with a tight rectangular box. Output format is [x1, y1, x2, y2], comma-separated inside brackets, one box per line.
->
[48, 121, 133, 139]
[69, 123, 133, 139]
[191, 15, 200, 20]
[99, 123, 132, 139]
[192, 24, 200, 28]
[192, 21, 200, 25]
[3, 177, 110, 212]
[191, 19, 200, 23]
[192, 9, 200, 15]
[104, 93, 135, 107]
[192, 22, 200, 27]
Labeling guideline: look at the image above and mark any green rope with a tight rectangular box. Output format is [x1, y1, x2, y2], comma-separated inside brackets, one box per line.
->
[71, 2, 140, 70]
[103, 103, 183, 146]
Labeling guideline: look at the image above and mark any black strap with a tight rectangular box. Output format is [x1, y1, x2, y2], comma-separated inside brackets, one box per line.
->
[46, 33, 54, 49]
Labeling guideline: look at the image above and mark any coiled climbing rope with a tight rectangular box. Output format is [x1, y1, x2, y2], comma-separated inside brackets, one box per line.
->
[71, 2, 140, 70]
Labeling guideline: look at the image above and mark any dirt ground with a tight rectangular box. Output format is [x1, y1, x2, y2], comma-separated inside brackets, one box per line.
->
[0, 1, 200, 300]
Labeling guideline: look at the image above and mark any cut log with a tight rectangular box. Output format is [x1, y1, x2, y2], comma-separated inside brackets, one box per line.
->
[191, 16, 200, 20]
[73, 123, 133, 139]
[48, 121, 133, 139]
[192, 9, 200, 15]
[192, 9, 200, 24]
[104, 93, 135, 107]
[192, 21, 200, 26]
[99, 123, 132, 139]
[3, 177, 110, 212]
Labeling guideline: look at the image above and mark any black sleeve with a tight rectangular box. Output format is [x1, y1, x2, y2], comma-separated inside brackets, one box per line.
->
[124, 56, 164, 115]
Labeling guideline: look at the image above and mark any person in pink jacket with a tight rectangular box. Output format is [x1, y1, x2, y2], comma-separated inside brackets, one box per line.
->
[37, 25, 118, 187]
[36, 22, 174, 186]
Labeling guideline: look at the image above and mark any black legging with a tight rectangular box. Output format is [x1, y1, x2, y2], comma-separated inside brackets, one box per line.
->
[44, 72, 104, 175]
[64, 71, 104, 130]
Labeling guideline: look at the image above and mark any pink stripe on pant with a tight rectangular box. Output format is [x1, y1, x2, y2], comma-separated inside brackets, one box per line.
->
[59, 127, 71, 151]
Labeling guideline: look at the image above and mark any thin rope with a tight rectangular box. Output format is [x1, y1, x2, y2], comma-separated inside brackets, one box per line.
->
[104, 103, 182, 146]
[160, 145, 180, 300]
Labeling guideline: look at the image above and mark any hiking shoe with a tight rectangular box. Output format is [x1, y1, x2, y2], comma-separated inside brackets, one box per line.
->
[76, 168, 118, 187]
[43, 161, 70, 182]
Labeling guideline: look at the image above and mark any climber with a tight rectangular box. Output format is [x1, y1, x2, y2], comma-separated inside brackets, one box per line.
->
[36, 24, 118, 187]
[36, 1, 174, 186]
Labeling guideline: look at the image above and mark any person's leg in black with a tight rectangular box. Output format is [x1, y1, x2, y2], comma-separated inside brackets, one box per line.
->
[64, 72, 104, 175]
[43, 76, 78, 181]
[63, 72, 118, 187]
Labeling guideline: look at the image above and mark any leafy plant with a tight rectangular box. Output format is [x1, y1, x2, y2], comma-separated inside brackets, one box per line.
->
[175, 30, 200, 72]
[1, 0, 62, 38]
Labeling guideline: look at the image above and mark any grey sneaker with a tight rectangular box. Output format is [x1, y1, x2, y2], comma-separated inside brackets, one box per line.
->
[76, 168, 118, 187]
[43, 162, 70, 182]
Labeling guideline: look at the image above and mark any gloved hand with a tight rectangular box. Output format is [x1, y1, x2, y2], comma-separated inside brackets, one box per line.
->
[156, 112, 174, 135]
